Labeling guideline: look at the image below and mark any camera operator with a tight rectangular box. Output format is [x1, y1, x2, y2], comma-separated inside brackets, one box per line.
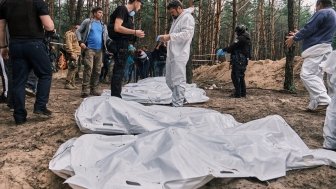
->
[0, 0, 55, 125]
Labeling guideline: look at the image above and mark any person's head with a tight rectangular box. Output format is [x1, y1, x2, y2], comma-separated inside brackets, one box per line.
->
[167, 0, 184, 19]
[71, 25, 79, 31]
[235, 24, 247, 36]
[316, 0, 332, 10]
[91, 7, 103, 20]
[128, 0, 143, 12]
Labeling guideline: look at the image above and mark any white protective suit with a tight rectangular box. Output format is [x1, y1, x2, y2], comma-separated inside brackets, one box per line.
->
[320, 50, 336, 150]
[0, 55, 8, 97]
[301, 43, 332, 110]
[166, 8, 195, 107]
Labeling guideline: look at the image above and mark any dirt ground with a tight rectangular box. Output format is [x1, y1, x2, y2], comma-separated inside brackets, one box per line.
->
[1, 58, 336, 189]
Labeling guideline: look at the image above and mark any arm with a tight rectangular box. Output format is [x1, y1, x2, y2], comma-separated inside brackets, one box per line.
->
[293, 12, 323, 41]
[40, 15, 54, 31]
[76, 19, 89, 49]
[160, 14, 195, 42]
[64, 33, 74, 55]
[114, 18, 145, 38]
[223, 36, 246, 53]
[0, 19, 9, 59]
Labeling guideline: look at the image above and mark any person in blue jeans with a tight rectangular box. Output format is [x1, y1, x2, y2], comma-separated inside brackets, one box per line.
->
[0, 0, 55, 124]
[152, 42, 167, 77]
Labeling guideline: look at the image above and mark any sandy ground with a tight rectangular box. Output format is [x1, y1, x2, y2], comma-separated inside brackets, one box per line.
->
[0, 58, 336, 189]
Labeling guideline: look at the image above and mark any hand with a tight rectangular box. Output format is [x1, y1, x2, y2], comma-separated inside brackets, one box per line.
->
[159, 34, 170, 42]
[1, 47, 9, 60]
[70, 54, 77, 60]
[285, 36, 294, 48]
[135, 30, 145, 38]
[80, 43, 87, 50]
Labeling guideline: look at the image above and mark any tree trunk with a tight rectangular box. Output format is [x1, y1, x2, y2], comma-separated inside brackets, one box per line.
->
[213, 0, 221, 54]
[165, 0, 168, 34]
[284, 0, 296, 92]
[75, 0, 84, 25]
[197, 0, 202, 55]
[186, 0, 194, 84]
[154, 0, 158, 37]
[58, 0, 61, 33]
[231, 0, 237, 44]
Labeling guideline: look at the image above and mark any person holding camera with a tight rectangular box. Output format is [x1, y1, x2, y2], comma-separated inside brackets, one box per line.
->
[108, 0, 145, 98]
[0, 0, 55, 125]
[76, 7, 110, 98]
[64, 25, 81, 90]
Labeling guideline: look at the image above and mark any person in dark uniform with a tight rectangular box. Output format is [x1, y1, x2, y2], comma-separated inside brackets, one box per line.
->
[108, 0, 145, 98]
[0, 0, 55, 124]
[223, 24, 251, 98]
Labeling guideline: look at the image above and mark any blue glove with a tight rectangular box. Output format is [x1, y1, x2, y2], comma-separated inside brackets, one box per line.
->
[216, 49, 225, 57]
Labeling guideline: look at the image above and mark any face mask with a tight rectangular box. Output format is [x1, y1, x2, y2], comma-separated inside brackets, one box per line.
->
[129, 11, 135, 17]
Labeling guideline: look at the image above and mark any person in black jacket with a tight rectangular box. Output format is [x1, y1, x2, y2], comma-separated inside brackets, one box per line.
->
[223, 24, 251, 98]
[152, 42, 167, 77]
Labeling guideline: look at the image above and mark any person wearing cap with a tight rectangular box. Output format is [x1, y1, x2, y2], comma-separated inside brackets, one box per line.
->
[222, 24, 251, 98]
[285, 0, 336, 111]
[108, 0, 145, 98]
[158, 0, 195, 107]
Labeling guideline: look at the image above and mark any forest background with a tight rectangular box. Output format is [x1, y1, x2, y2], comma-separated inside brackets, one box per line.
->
[46, 0, 336, 62]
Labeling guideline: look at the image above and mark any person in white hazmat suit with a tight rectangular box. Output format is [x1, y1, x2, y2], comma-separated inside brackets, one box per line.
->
[158, 0, 195, 107]
[320, 51, 336, 152]
[285, 0, 336, 111]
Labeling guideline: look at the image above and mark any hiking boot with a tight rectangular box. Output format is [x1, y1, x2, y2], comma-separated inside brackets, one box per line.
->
[64, 83, 76, 90]
[34, 108, 52, 117]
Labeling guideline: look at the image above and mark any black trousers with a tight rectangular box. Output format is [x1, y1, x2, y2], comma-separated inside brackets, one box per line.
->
[231, 53, 248, 97]
[10, 39, 52, 123]
[110, 40, 129, 98]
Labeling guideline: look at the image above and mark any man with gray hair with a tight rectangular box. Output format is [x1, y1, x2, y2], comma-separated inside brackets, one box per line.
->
[285, 0, 336, 111]
[158, 0, 195, 107]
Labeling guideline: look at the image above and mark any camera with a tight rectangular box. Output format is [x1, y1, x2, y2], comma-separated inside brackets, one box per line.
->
[45, 30, 60, 40]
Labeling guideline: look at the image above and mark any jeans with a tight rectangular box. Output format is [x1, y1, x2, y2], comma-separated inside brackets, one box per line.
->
[154, 60, 165, 77]
[10, 39, 52, 122]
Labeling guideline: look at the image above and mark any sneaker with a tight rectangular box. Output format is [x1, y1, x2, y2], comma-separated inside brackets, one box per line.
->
[64, 83, 76, 90]
[25, 88, 36, 97]
[33, 108, 52, 117]
[307, 100, 328, 111]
